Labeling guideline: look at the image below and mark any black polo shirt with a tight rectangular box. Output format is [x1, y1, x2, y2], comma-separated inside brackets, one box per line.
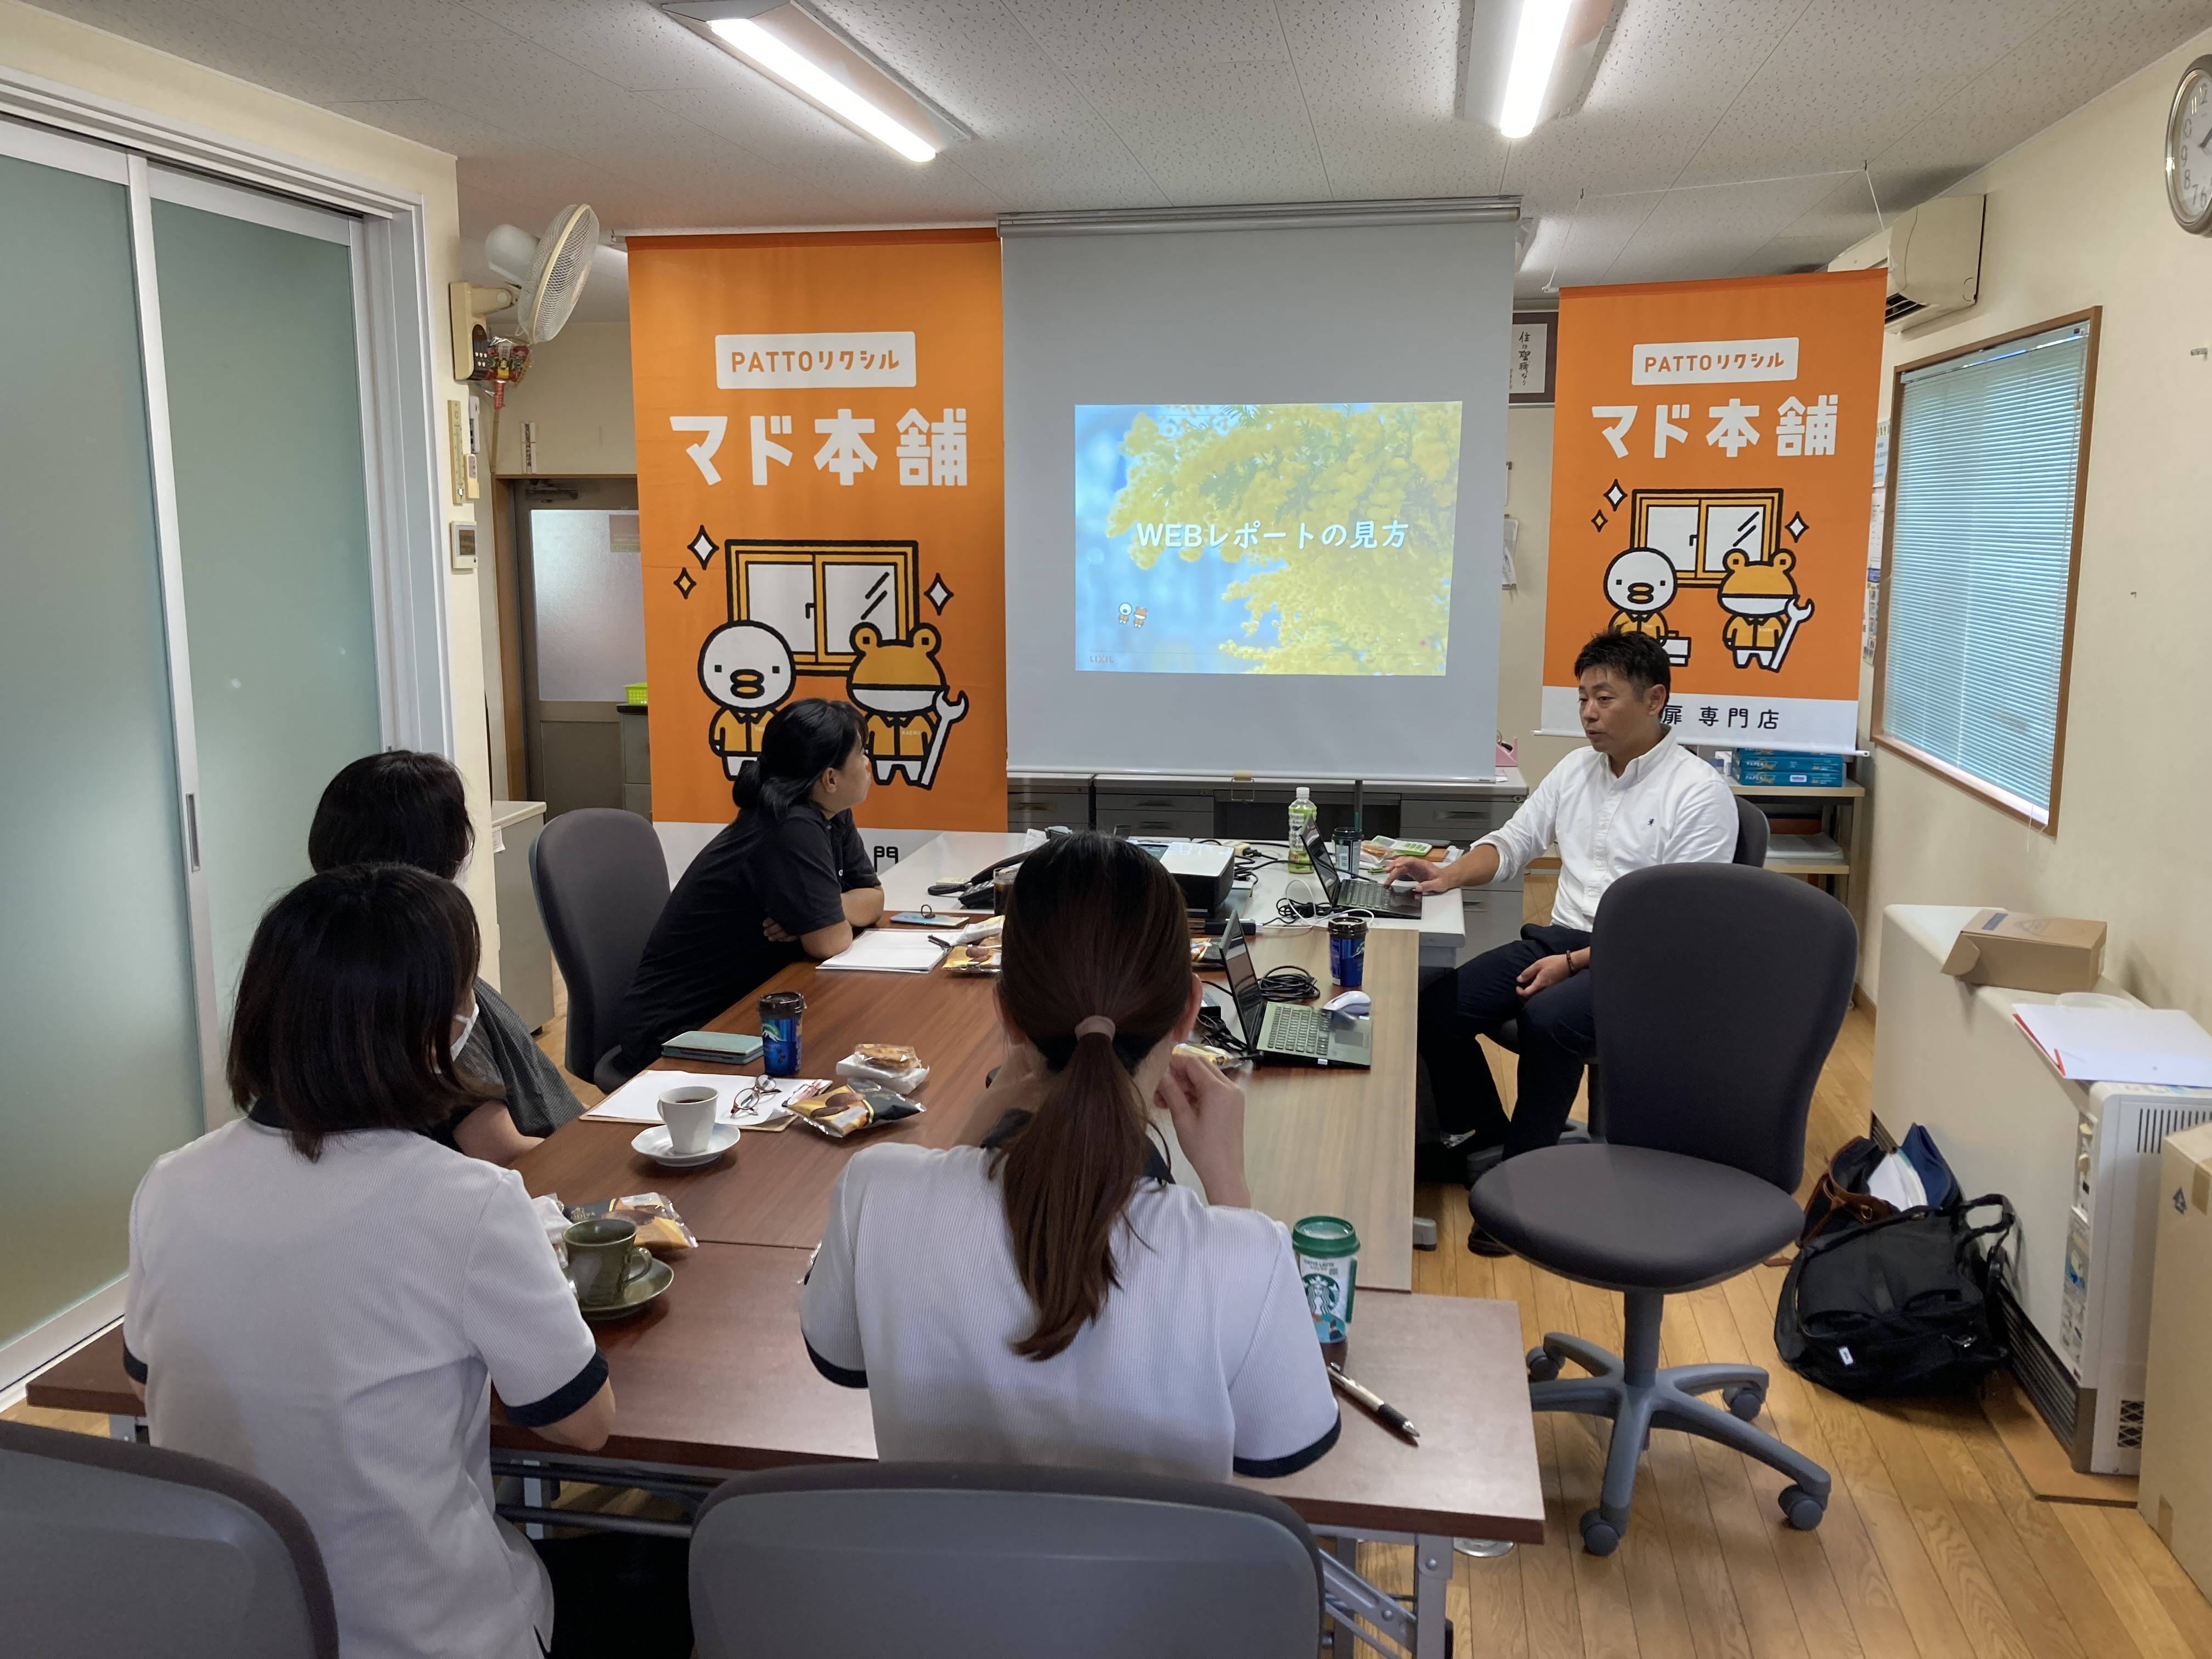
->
[619, 802, 878, 1071]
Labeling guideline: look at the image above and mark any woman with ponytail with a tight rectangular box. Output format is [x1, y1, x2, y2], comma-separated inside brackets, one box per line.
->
[799, 833, 1339, 1480]
[619, 699, 883, 1073]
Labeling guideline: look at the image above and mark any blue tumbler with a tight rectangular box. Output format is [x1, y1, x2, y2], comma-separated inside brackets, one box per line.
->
[1328, 915, 1368, 989]
[758, 990, 806, 1077]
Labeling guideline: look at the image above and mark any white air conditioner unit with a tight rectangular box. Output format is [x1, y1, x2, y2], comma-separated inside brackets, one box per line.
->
[1827, 194, 1985, 330]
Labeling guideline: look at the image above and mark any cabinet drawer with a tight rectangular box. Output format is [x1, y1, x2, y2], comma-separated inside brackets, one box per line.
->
[1095, 792, 1215, 838]
[1398, 796, 1517, 842]
[1007, 788, 1090, 830]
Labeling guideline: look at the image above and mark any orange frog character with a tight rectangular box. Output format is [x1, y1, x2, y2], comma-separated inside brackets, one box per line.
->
[845, 623, 968, 787]
[1716, 549, 1814, 672]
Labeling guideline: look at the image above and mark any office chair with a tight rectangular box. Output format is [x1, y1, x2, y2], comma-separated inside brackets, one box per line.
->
[0, 1418, 338, 1659]
[689, 1463, 1323, 1659]
[532, 807, 670, 1092]
[1470, 862, 1853, 1555]
[1472, 794, 1770, 1158]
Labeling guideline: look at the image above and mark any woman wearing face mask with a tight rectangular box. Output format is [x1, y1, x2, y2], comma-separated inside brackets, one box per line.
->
[309, 750, 580, 1165]
[799, 832, 1340, 1480]
[618, 699, 883, 1077]
[121, 863, 693, 1659]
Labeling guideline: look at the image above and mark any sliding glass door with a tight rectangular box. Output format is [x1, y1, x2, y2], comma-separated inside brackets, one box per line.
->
[151, 176, 385, 1016]
[0, 124, 391, 1371]
[0, 134, 205, 1357]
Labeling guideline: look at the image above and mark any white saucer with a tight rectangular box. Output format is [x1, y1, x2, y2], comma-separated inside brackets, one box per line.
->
[632, 1122, 740, 1168]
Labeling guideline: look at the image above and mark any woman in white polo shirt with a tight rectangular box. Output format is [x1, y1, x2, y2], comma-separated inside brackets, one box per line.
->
[800, 832, 1340, 1480]
[122, 865, 690, 1659]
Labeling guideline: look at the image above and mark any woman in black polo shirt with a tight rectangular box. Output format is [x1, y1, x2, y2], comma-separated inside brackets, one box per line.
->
[618, 699, 884, 1074]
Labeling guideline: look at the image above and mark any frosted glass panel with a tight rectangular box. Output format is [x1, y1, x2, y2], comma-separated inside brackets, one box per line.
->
[153, 199, 382, 1012]
[532, 509, 646, 700]
[0, 150, 205, 1347]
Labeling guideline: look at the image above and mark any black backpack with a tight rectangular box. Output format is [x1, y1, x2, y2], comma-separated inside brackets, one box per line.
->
[1773, 1195, 2015, 1398]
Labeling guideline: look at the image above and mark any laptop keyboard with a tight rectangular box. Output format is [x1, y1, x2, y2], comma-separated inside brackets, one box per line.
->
[1267, 1006, 1329, 1057]
[1340, 877, 1411, 911]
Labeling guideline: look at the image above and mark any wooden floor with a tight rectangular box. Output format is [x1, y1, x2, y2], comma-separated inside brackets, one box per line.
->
[13, 1000, 2211, 1658]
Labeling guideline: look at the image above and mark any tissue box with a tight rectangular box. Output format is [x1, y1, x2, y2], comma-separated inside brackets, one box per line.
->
[1940, 909, 2105, 993]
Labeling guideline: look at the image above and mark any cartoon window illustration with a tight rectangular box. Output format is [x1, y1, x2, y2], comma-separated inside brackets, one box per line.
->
[1630, 489, 1781, 585]
[729, 541, 919, 670]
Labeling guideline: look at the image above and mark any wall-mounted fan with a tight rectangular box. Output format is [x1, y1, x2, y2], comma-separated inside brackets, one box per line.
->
[448, 203, 599, 405]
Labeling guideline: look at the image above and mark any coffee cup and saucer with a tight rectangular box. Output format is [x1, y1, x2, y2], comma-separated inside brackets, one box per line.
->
[633, 1084, 740, 1169]
[564, 1215, 673, 1321]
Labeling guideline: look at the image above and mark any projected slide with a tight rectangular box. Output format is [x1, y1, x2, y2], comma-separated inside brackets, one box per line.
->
[1074, 402, 1463, 675]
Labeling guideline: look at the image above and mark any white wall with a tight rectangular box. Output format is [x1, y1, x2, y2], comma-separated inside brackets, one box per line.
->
[489, 321, 636, 478]
[1, 1, 503, 970]
[1858, 26, 2212, 1015]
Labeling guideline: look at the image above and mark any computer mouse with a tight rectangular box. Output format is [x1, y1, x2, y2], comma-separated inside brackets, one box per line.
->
[1325, 990, 1372, 1015]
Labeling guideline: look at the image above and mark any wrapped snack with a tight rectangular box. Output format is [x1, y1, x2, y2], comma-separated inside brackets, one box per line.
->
[793, 1081, 924, 1141]
[943, 940, 1000, 976]
[565, 1191, 698, 1254]
[837, 1049, 930, 1094]
[855, 1042, 921, 1069]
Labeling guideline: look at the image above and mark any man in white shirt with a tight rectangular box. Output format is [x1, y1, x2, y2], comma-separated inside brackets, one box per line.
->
[1390, 632, 1737, 1246]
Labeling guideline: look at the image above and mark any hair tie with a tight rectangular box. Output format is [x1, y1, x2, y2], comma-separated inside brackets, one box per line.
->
[1074, 1015, 1117, 1041]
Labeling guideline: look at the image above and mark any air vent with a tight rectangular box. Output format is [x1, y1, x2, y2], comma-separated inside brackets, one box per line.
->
[2118, 1398, 2145, 1451]
[2135, 1106, 2212, 1156]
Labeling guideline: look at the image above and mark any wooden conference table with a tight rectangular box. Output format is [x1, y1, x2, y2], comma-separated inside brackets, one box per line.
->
[32, 883, 1543, 1659]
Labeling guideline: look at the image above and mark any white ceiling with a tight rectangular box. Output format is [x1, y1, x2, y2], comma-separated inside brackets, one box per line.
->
[29, 0, 2212, 311]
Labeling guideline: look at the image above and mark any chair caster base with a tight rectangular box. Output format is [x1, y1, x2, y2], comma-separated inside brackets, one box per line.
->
[1723, 1385, 1765, 1421]
[1578, 1508, 1623, 1556]
[1778, 1485, 1826, 1530]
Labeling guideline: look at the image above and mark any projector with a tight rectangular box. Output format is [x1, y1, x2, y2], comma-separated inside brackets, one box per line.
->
[1143, 840, 1234, 915]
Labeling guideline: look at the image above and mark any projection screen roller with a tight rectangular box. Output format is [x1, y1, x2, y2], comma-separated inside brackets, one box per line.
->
[1002, 201, 1516, 780]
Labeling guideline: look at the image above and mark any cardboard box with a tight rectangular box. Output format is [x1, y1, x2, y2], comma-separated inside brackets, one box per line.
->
[1940, 909, 2106, 992]
[2140, 1120, 2212, 1602]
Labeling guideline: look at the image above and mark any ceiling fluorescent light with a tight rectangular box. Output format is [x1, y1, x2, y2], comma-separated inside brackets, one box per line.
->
[667, 3, 956, 164]
[713, 16, 933, 160]
[1498, 0, 1573, 138]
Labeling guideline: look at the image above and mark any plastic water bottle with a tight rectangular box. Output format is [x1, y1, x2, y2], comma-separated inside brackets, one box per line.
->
[1286, 786, 1317, 871]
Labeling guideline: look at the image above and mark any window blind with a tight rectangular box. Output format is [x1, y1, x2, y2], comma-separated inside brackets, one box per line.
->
[1883, 320, 2089, 820]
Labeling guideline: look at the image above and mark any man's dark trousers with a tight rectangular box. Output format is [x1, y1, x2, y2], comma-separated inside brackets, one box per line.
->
[1418, 923, 1595, 1158]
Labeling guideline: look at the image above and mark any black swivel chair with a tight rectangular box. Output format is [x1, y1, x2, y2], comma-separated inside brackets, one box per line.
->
[531, 807, 671, 1092]
[690, 1463, 1323, 1659]
[0, 1418, 338, 1658]
[1469, 862, 1854, 1555]
[1469, 794, 1769, 1156]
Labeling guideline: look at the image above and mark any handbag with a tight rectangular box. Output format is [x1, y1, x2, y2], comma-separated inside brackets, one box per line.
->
[1799, 1135, 1894, 1244]
[1773, 1194, 2016, 1399]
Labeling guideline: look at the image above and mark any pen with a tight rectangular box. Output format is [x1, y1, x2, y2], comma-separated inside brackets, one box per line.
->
[1328, 1363, 1419, 1444]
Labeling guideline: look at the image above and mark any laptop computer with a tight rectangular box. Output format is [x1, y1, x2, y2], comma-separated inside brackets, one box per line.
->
[1300, 825, 1425, 919]
[1216, 927, 1373, 1068]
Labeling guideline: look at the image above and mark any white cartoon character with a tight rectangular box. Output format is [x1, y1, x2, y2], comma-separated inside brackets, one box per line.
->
[1716, 548, 1814, 671]
[699, 620, 795, 777]
[1603, 546, 1690, 666]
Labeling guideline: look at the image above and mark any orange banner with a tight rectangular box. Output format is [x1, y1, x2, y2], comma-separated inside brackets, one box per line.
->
[1542, 270, 1884, 752]
[630, 229, 1006, 836]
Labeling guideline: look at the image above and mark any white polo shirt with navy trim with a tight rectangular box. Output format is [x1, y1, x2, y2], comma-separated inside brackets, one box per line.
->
[800, 1141, 1341, 1481]
[123, 1110, 603, 1659]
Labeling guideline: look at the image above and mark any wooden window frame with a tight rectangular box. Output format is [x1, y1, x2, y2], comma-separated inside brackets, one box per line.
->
[1870, 307, 2100, 836]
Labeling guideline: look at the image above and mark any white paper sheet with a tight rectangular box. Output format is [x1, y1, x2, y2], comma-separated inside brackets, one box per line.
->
[582, 1070, 829, 1125]
[2013, 1005, 2212, 1088]
[817, 930, 949, 973]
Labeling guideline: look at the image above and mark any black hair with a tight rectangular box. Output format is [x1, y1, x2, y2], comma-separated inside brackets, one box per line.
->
[228, 864, 495, 1160]
[308, 750, 473, 881]
[993, 833, 1194, 1361]
[732, 699, 866, 819]
[1573, 630, 1672, 699]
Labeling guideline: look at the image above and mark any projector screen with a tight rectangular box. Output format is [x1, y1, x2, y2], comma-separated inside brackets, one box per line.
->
[1074, 402, 1463, 678]
[1004, 206, 1515, 780]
